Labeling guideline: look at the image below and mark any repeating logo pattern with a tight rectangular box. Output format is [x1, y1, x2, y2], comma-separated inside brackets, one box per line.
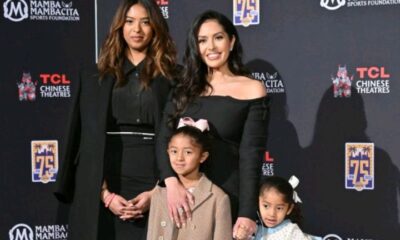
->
[31, 140, 58, 184]
[320, 0, 346, 10]
[345, 143, 374, 191]
[355, 66, 390, 94]
[321, 0, 400, 10]
[3, 0, 29, 22]
[156, 0, 169, 19]
[9, 223, 68, 240]
[331, 65, 391, 96]
[16, 72, 72, 101]
[262, 151, 274, 176]
[332, 65, 353, 98]
[3, 0, 80, 22]
[233, 0, 260, 27]
[9, 223, 34, 240]
[253, 71, 285, 94]
[323, 234, 343, 240]
[17, 72, 38, 101]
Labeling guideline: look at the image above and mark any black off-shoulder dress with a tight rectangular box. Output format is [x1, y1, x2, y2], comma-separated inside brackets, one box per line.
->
[157, 94, 269, 220]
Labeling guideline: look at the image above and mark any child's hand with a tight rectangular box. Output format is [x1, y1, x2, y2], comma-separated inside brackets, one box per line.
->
[234, 225, 251, 240]
[233, 217, 256, 240]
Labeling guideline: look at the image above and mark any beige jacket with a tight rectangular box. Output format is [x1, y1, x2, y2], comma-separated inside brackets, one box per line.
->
[147, 175, 232, 240]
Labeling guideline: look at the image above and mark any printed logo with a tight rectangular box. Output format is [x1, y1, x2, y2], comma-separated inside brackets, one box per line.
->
[331, 65, 391, 96]
[31, 140, 58, 184]
[252, 71, 285, 94]
[332, 65, 353, 98]
[3, 0, 80, 22]
[39, 73, 71, 98]
[9, 223, 34, 240]
[321, 0, 400, 10]
[16, 72, 72, 100]
[345, 143, 374, 191]
[323, 234, 343, 240]
[355, 66, 390, 94]
[9, 223, 68, 240]
[17, 72, 38, 101]
[233, 0, 260, 27]
[320, 0, 346, 10]
[156, 0, 168, 19]
[262, 151, 274, 176]
[35, 224, 68, 239]
[3, 0, 29, 22]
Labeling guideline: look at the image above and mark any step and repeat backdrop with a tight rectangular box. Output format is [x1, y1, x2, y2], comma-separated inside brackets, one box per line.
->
[1, 0, 399, 239]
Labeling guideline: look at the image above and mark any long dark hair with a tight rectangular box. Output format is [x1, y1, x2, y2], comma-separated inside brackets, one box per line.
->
[171, 10, 250, 124]
[259, 176, 304, 226]
[97, 0, 176, 88]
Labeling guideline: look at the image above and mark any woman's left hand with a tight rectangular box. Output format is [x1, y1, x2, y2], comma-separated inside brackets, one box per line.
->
[233, 217, 257, 240]
[120, 191, 152, 220]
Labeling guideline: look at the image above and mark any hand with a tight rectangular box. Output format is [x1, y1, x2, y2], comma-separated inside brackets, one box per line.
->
[165, 177, 194, 228]
[233, 217, 256, 240]
[234, 226, 251, 240]
[120, 191, 152, 221]
[108, 194, 135, 217]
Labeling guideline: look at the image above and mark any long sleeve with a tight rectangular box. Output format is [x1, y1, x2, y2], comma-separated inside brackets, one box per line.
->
[213, 194, 232, 240]
[155, 100, 176, 181]
[238, 96, 269, 219]
[54, 71, 82, 203]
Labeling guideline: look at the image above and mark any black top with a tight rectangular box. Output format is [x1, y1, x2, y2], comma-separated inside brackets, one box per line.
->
[108, 59, 172, 132]
[157, 94, 269, 220]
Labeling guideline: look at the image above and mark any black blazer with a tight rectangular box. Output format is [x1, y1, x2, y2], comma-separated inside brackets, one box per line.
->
[54, 67, 114, 240]
[54, 65, 173, 240]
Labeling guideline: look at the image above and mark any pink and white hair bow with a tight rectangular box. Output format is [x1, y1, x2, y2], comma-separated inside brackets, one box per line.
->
[288, 175, 302, 203]
[177, 117, 210, 132]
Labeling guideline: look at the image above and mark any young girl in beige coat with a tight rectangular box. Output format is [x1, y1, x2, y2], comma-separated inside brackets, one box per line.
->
[147, 118, 232, 240]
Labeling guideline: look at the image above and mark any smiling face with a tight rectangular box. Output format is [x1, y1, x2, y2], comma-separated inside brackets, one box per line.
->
[167, 133, 208, 179]
[123, 3, 153, 54]
[197, 19, 235, 71]
[259, 187, 294, 228]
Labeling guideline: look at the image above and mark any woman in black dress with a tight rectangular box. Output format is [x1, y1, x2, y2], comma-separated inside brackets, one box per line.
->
[54, 0, 177, 239]
[157, 10, 269, 239]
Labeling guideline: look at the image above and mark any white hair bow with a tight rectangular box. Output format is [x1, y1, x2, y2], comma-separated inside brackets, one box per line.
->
[288, 175, 302, 203]
[177, 117, 210, 132]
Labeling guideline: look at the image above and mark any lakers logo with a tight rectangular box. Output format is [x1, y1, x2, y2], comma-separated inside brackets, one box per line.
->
[345, 143, 374, 191]
[233, 0, 260, 27]
[31, 140, 58, 184]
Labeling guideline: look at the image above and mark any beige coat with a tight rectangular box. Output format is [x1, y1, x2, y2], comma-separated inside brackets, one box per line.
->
[147, 175, 232, 240]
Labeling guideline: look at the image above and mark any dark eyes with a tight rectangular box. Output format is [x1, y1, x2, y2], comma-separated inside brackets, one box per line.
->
[198, 35, 225, 44]
[125, 19, 150, 25]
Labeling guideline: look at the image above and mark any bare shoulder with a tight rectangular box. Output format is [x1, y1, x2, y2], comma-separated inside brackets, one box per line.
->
[236, 76, 267, 99]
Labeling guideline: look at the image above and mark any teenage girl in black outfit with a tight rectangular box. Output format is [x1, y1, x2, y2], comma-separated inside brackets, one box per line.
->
[54, 1, 177, 239]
